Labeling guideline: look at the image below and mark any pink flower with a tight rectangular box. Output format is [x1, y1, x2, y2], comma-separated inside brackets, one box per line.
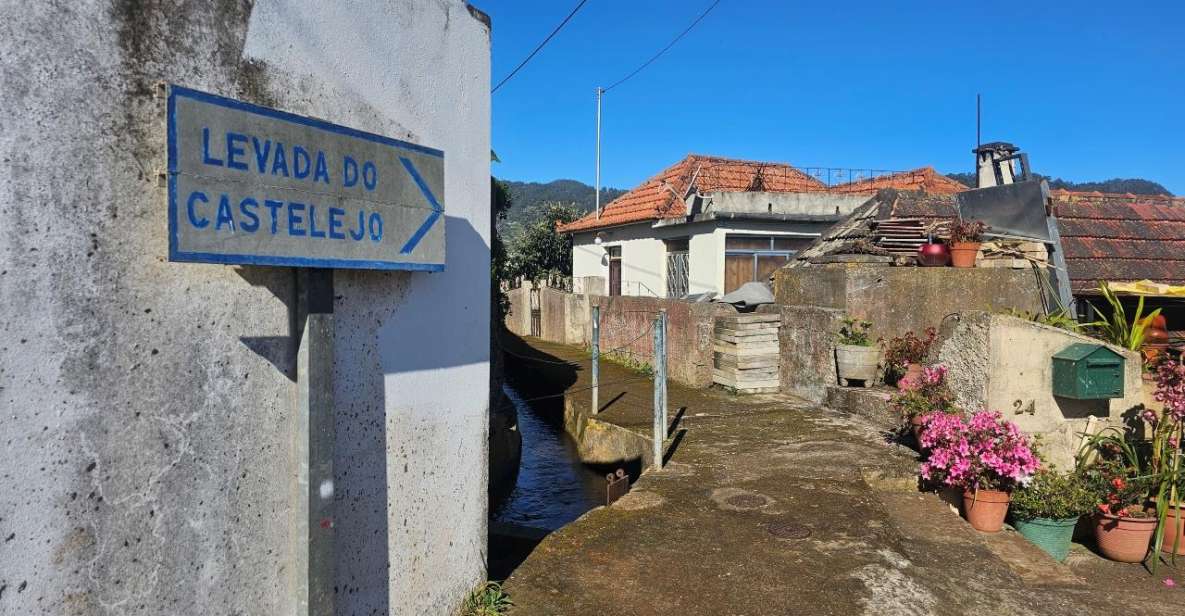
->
[1165, 578, 1177, 588]
[917, 410, 1039, 491]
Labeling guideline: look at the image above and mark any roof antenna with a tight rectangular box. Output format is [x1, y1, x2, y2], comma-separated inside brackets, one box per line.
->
[976, 93, 981, 155]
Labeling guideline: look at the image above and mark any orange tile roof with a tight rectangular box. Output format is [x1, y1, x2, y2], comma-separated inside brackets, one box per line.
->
[828, 167, 968, 195]
[557, 154, 827, 233]
[1048, 188, 1185, 208]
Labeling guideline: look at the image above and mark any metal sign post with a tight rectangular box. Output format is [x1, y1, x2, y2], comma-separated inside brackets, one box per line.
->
[295, 269, 335, 616]
[591, 305, 600, 414]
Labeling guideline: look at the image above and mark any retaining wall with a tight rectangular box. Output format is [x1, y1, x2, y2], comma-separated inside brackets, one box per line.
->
[504, 285, 735, 388]
[772, 263, 1045, 342]
[934, 311, 1144, 467]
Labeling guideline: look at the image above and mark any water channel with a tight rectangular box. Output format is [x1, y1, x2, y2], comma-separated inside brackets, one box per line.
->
[491, 382, 604, 531]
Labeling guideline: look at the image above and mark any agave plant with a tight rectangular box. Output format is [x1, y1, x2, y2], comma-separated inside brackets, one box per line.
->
[1086, 282, 1161, 351]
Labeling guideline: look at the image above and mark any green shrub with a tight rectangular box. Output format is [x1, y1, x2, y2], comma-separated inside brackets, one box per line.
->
[460, 582, 512, 616]
[1010, 468, 1098, 520]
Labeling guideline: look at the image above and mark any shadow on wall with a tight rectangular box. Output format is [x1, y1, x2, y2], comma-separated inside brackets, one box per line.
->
[376, 214, 490, 609]
[227, 214, 491, 612]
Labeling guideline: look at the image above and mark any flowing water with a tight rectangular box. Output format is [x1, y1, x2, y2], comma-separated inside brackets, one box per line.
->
[491, 382, 604, 532]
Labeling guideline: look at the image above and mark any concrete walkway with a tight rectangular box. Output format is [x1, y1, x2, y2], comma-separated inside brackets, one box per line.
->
[501, 337, 1182, 616]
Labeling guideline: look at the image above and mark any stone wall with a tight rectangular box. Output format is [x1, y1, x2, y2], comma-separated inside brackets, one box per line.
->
[0, 2, 490, 615]
[934, 312, 1145, 467]
[772, 263, 1045, 342]
[770, 304, 846, 402]
[504, 285, 735, 387]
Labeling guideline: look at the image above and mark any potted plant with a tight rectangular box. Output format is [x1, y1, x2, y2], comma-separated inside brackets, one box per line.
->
[835, 317, 879, 387]
[1148, 357, 1185, 561]
[948, 219, 987, 268]
[890, 364, 957, 442]
[920, 410, 1040, 532]
[1086, 281, 1161, 352]
[1010, 468, 1097, 562]
[881, 328, 937, 388]
[1077, 429, 1158, 563]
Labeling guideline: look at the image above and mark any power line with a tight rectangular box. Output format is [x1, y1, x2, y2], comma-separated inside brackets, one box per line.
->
[491, 0, 591, 94]
[603, 0, 722, 92]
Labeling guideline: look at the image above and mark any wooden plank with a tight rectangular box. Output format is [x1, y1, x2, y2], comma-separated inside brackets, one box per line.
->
[713, 343, 779, 356]
[713, 373, 780, 389]
[717, 313, 781, 325]
[713, 368, 779, 381]
[714, 355, 779, 370]
[713, 333, 778, 344]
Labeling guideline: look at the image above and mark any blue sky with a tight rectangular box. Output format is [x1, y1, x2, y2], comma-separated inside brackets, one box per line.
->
[485, 1, 1184, 194]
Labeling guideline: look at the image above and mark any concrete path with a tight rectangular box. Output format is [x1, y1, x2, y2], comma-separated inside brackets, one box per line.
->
[501, 337, 1182, 616]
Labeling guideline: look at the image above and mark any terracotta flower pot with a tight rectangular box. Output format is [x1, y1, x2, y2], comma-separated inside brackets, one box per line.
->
[962, 489, 1010, 532]
[910, 413, 926, 443]
[949, 242, 981, 268]
[1159, 505, 1185, 556]
[897, 363, 925, 391]
[1093, 512, 1156, 562]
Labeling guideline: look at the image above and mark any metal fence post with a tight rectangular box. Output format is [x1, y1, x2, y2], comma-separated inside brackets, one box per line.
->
[591, 305, 600, 414]
[659, 309, 668, 441]
[653, 310, 666, 470]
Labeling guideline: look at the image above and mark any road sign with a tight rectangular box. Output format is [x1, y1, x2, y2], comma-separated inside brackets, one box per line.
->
[166, 85, 445, 271]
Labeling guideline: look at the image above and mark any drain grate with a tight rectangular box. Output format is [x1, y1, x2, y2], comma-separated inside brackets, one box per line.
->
[768, 521, 811, 539]
[726, 494, 768, 508]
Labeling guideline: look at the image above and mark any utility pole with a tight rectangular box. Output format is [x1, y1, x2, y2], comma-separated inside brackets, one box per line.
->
[595, 86, 603, 219]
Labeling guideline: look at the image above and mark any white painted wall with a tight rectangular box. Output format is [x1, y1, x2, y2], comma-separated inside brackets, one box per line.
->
[0, 2, 489, 615]
[243, 3, 490, 614]
[574, 220, 826, 297]
[572, 225, 665, 297]
[689, 230, 723, 294]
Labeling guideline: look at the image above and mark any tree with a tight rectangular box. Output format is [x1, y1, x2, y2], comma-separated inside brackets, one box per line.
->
[506, 202, 582, 283]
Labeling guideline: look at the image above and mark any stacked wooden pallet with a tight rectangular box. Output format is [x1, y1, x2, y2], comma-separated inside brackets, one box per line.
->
[712, 313, 781, 394]
[869, 218, 949, 256]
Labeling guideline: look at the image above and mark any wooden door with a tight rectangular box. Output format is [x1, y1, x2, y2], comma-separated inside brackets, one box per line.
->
[724, 254, 752, 294]
[609, 258, 621, 296]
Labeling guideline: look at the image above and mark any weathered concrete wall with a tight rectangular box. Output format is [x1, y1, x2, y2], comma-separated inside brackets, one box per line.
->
[593, 295, 736, 387]
[772, 263, 1044, 342]
[773, 305, 846, 402]
[0, 2, 490, 615]
[702, 190, 867, 217]
[934, 312, 1144, 467]
[502, 285, 734, 387]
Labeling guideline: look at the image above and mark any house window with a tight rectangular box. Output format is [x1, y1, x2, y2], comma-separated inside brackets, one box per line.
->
[723, 235, 814, 294]
[665, 239, 689, 299]
[606, 246, 621, 296]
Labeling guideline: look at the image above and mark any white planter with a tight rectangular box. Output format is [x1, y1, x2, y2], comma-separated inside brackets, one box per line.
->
[836, 344, 880, 387]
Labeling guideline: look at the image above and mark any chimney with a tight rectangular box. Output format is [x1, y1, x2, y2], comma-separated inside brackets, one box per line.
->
[973, 142, 1029, 188]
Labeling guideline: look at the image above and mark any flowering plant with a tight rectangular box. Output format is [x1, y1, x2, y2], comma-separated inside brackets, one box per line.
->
[1149, 357, 1185, 561]
[1010, 468, 1097, 520]
[1153, 358, 1185, 422]
[1076, 431, 1153, 518]
[891, 364, 957, 422]
[919, 410, 1040, 492]
[880, 328, 937, 383]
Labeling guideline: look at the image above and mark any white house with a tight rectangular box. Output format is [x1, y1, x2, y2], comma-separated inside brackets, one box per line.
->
[560, 155, 965, 297]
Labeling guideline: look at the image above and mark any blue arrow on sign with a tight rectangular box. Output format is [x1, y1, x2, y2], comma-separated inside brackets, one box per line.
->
[398, 156, 443, 255]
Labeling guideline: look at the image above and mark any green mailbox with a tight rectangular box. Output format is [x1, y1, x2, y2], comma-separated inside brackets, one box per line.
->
[1051, 343, 1125, 400]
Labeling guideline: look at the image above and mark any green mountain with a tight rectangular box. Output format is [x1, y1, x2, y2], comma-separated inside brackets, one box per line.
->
[944, 172, 1172, 196]
[496, 179, 627, 237]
